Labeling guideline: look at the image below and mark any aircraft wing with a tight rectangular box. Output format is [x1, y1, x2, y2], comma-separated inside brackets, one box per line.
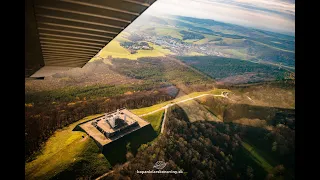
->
[25, 0, 157, 78]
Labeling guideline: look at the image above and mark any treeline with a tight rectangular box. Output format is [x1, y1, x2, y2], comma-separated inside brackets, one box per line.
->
[25, 82, 172, 104]
[178, 56, 289, 83]
[110, 58, 166, 80]
[109, 57, 213, 85]
[188, 26, 213, 34]
[103, 106, 243, 179]
[25, 90, 173, 161]
[176, 16, 295, 52]
[104, 106, 293, 179]
[180, 30, 205, 40]
[25, 57, 215, 161]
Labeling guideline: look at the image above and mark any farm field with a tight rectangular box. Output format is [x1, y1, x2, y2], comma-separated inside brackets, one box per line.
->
[92, 41, 173, 60]
[25, 9, 295, 179]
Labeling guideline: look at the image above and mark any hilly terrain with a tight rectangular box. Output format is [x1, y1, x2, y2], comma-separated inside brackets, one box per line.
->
[25, 14, 295, 180]
[99, 80, 295, 180]
[105, 14, 295, 67]
[26, 81, 294, 179]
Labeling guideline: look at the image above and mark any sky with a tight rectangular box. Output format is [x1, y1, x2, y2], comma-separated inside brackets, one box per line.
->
[144, 0, 295, 35]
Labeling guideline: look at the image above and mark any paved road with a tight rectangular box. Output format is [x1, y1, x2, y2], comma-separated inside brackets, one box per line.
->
[160, 107, 168, 134]
[139, 92, 227, 134]
[96, 92, 228, 180]
[139, 93, 225, 117]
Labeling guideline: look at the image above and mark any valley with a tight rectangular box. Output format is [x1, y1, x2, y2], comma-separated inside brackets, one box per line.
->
[91, 15, 295, 69]
[25, 14, 295, 180]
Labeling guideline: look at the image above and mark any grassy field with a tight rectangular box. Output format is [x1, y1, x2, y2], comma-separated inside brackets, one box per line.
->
[25, 113, 158, 179]
[184, 39, 198, 43]
[178, 99, 220, 122]
[115, 35, 131, 43]
[93, 40, 173, 60]
[155, 27, 183, 39]
[221, 38, 244, 45]
[220, 48, 251, 60]
[152, 44, 175, 55]
[131, 88, 229, 115]
[99, 41, 130, 56]
[193, 35, 244, 46]
[178, 56, 289, 83]
[193, 34, 222, 44]
[250, 39, 294, 53]
[228, 81, 295, 109]
[141, 110, 164, 134]
[25, 114, 111, 180]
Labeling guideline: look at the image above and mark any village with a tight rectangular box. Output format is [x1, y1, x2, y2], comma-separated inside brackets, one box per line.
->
[137, 32, 230, 57]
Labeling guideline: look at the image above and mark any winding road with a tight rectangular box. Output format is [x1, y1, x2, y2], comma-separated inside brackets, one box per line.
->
[95, 91, 228, 180]
[139, 92, 228, 134]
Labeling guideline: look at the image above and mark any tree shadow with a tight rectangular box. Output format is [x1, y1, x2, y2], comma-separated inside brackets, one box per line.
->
[102, 124, 157, 166]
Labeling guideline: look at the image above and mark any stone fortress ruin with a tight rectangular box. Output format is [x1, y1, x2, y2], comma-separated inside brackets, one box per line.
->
[92, 109, 139, 139]
[76, 108, 150, 150]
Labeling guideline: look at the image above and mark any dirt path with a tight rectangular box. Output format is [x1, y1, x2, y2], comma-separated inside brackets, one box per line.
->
[139, 93, 225, 117]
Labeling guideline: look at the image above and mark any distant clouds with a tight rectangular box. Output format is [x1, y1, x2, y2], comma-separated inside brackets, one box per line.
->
[144, 0, 295, 35]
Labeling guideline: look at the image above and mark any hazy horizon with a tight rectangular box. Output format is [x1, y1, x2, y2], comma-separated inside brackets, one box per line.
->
[143, 0, 295, 36]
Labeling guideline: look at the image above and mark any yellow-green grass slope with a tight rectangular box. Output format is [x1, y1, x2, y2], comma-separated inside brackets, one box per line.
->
[90, 33, 174, 61]
[177, 99, 221, 122]
[25, 114, 111, 180]
[155, 27, 183, 40]
[141, 110, 164, 134]
[193, 35, 222, 45]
